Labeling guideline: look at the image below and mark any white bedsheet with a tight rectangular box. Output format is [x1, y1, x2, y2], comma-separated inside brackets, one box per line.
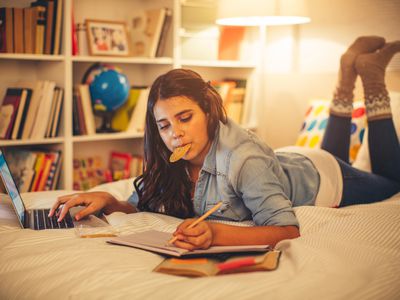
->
[0, 182, 399, 300]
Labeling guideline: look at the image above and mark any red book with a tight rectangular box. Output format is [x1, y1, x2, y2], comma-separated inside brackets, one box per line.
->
[0, 88, 24, 139]
[218, 26, 245, 61]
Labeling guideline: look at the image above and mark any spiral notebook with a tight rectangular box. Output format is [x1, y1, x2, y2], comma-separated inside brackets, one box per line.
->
[107, 230, 271, 257]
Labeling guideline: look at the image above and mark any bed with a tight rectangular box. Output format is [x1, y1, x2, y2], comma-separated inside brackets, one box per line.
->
[0, 178, 399, 300]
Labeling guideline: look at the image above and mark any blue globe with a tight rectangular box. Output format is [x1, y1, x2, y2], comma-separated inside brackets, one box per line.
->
[88, 67, 130, 113]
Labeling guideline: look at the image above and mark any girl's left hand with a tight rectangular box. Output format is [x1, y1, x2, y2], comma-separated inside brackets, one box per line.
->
[172, 219, 213, 250]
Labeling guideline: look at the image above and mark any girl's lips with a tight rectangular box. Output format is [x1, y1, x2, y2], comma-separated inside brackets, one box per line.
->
[169, 143, 192, 162]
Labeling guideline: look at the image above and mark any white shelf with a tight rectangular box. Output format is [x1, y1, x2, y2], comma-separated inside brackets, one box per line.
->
[72, 56, 174, 65]
[0, 53, 65, 61]
[0, 137, 65, 146]
[72, 131, 144, 143]
[181, 59, 256, 68]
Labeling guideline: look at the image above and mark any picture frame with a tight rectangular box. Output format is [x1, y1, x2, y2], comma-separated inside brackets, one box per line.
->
[85, 19, 130, 56]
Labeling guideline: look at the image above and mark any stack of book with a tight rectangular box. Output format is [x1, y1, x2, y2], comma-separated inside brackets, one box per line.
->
[4, 149, 62, 192]
[109, 151, 143, 181]
[72, 84, 150, 135]
[211, 79, 247, 125]
[72, 84, 96, 136]
[73, 152, 143, 191]
[0, 0, 63, 55]
[73, 156, 108, 191]
[130, 7, 172, 58]
[0, 81, 64, 140]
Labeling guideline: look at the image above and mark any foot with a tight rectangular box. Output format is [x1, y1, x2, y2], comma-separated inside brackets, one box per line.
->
[331, 36, 385, 117]
[339, 36, 386, 90]
[355, 41, 400, 120]
[355, 41, 400, 85]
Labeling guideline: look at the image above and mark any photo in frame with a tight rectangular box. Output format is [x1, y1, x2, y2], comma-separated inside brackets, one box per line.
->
[85, 19, 130, 56]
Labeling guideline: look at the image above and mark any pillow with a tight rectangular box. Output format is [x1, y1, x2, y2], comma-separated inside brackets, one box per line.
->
[296, 100, 367, 162]
[352, 92, 400, 172]
[88, 177, 136, 201]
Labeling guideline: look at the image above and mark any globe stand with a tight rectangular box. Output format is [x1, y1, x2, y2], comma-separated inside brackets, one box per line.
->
[95, 111, 118, 133]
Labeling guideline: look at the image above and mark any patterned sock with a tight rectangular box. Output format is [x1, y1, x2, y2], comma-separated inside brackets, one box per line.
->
[356, 41, 400, 120]
[330, 36, 385, 117]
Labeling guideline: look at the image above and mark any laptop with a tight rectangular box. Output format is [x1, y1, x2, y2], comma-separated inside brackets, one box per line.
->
[0, 149, 108, 230]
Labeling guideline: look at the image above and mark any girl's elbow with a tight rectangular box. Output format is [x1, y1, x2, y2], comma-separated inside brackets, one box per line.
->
[286, 225, 300, 239]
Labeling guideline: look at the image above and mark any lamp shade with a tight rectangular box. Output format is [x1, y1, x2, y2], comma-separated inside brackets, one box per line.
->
[216, 0, 311, 26]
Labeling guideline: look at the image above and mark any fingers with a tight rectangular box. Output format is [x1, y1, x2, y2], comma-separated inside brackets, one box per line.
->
[74, 204, 98, 221]
[173, 220, 213, 250]
[49, 193, 79, 217]
[174, 233, 212, 250]
[57, 194, 84, 221]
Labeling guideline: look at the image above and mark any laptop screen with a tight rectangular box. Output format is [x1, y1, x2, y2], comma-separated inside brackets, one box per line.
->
[0, 149, 25, 225]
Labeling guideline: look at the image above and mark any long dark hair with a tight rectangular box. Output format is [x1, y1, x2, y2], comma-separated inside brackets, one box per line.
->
[133, 69, 227, 218]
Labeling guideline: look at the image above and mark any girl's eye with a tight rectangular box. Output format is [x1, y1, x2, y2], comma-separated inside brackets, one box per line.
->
[180, 115, 192, 123]
[159, 124, 170, 130]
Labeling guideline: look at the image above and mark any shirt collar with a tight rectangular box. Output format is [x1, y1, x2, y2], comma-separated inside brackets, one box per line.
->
[201, 123, 222, 175]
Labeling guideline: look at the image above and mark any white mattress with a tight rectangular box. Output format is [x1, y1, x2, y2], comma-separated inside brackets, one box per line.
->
[0, 180, 399, 300]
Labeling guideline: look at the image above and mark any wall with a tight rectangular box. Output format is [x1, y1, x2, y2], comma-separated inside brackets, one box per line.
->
[256, 0, 400, 149]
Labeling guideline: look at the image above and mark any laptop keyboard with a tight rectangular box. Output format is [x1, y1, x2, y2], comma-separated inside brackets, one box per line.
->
[33, 209, 74, 230]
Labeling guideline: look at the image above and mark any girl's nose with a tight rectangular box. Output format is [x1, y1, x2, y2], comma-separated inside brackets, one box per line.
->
[171, 125, 184, 139]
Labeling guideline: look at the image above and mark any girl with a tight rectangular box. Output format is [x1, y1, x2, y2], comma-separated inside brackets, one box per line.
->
[50, 36, 400, 250]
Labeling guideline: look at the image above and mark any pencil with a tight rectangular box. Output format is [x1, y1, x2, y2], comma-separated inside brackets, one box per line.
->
[168, 201, 223, 245]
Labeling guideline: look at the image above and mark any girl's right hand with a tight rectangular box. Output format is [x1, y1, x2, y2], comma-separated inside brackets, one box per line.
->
[48, 191, 117, 222]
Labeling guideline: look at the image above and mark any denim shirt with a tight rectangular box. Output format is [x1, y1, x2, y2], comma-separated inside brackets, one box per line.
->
[128, 120, 320, 227]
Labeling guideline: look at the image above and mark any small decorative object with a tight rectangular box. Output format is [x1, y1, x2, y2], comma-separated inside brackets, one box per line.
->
[82, 63, 130, 132]
[85, 19, 130, 56]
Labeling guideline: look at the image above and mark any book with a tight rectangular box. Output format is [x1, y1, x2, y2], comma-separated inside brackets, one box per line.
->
[77, 84, 96, 135]
[126, 87, 150, 133]
[51, 0, 63, 54]
[44, 150, 61, 190]
[30, 2, 47, 54]
[0, 7, 14, 53]
[107, 230, 271, 258]
[37, 152, 54, 191]
[131, 8, 167, 57]
[218, 26, 245, 61]
[30, 151, 45, 192]
[211, 80, 236, 106]
[50, 87, 63, 137]
[44, 0, 54, 54]
[45, 88, 59, 137]
[111, 87, 142, 131]
[4, 149, 37, 192]
[154, 250, 281, 277]
[23, 7, 36, 54]
[73, 156, 107, 190]
[13, 8, 24, 53]
[50, 154, 62, 190]
[109, 151, 131, 180]
[224, 78, 247, 124]
[75, 88, 87, 135]
[72, 90, 81, 135]
[130, 155, 143, 177]
[155, 8, 172, 57]
[21, 81, 44, 139]
[30, 80, 56, 139]
[0, 88, 24, 139]
[11, 88, 32, 140]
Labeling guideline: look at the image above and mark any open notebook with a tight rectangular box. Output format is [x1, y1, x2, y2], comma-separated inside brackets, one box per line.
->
[107, 230, 271, 257]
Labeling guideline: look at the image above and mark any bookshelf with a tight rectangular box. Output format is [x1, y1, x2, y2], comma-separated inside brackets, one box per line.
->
[0, 0, 257, 191]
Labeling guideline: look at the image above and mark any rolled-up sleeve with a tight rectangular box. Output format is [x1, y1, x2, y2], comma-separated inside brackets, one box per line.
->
[233, 154, 299, 227]
[127, 191, 139, 207]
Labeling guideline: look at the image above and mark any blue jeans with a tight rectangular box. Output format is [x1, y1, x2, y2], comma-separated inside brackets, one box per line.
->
[321, 115, 400, 207]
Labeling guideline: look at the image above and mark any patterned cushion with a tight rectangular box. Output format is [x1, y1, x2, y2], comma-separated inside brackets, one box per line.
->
[296, 100, 367, 162]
